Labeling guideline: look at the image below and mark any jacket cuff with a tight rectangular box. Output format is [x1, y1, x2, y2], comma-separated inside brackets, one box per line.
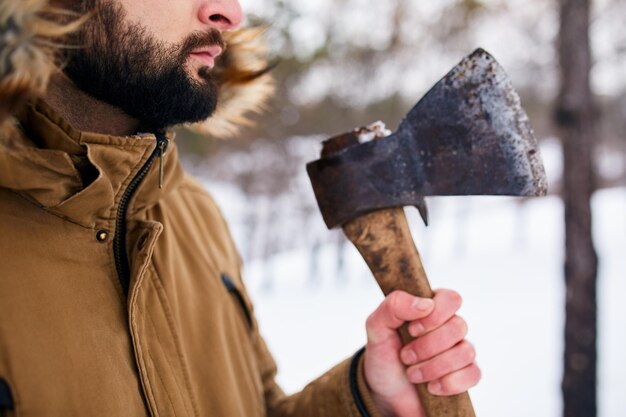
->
[349, 347, 384, 417]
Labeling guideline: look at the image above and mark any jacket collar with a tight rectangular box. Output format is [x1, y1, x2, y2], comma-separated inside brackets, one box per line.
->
[0, 100, 184, 228]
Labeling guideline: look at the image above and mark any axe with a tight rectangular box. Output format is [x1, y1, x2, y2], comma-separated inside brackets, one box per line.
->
[306, 49, 547, 417]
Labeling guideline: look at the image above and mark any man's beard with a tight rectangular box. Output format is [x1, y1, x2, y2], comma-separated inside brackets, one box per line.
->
[63, 1, 225, 131]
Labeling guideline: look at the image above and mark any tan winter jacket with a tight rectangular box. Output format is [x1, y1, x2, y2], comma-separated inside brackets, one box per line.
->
[0, 100, 382, 417]
[0, 1, 384, 417]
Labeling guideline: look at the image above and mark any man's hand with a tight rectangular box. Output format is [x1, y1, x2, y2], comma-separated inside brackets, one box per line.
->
[363, 290, 480, 417]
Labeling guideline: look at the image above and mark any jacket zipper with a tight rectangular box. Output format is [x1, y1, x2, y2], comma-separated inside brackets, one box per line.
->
[113, 133, 169, 296]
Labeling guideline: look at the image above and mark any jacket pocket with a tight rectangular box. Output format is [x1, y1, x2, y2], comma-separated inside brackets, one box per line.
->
[221, 273, 254, 331]
[0, 378, 14, 417]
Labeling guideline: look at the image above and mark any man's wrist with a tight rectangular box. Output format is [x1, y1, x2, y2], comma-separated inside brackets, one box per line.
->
[349, 347, 372, 417]
[350, 347, 391, 417]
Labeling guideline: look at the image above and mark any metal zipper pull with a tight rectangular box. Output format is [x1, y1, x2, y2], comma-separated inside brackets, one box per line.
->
[157, 136, 169, 189]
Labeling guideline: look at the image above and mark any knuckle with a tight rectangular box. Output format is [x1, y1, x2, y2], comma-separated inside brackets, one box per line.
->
[441, 377, 462, 395]
[418, 359, 440, 381]
[439, 364, 482, 395]
[365, 315, 383, 343]
[451, 316, 468, 339]
[387, 290, 405, 311]
[444, 381, 464, 395]
[365, 313, 377, 333]
[461, 341, 476, 362]
[469, 364, 482, 384]
[450, 290, 463, 307]
[436, 288, 462, 306]
[453, 365, 482, 391]
[406, 365, 424, 383]
[410, 339, 424, 356]
[408, 320, 425, 337]
[418, 365, 433, 382]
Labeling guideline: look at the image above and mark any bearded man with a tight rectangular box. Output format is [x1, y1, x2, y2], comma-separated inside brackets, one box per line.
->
[0, 1, 481, 416]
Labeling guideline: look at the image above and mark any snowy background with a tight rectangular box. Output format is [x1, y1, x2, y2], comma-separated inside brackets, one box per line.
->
[194, 139, 626, 417]
[179, 1, 626, 415]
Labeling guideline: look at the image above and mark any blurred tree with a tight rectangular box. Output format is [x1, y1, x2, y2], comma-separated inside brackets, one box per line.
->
[181, 0, 625, 266]
[555, 0, 599, 416]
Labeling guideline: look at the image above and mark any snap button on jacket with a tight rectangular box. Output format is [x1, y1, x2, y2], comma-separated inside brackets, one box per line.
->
[0, 101, 382, 417]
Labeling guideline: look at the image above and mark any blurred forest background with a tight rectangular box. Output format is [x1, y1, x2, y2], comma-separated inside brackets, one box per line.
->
[174, 1, 625, 416]
[177, 0, 625, 262]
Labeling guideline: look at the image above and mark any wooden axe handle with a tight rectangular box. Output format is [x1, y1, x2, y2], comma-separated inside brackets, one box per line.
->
[342, 208, 476, 417]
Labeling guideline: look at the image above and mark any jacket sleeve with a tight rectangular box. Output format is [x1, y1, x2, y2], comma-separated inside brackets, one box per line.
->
[252, 327, 384, 417]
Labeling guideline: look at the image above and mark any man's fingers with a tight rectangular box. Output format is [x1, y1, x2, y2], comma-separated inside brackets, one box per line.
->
[405, 341, 476, 384]
[407, 289, 462, 337]
[400, 315, 468, 365]
[427, 363, 482, 396]
[366, 291, 435, 344]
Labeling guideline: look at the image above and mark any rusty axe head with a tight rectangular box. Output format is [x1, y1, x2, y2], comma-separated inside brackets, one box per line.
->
[307, 48, 548, 229]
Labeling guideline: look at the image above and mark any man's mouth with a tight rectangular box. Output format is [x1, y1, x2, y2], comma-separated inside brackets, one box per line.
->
[189, 45, 223, 69]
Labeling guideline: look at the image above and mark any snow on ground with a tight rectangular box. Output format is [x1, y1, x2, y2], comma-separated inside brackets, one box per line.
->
[198, 135, 625, 416]
[230, 188, 625, 417]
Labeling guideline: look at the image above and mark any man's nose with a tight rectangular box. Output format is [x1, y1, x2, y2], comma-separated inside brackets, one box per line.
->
[198, 0, 243, 32]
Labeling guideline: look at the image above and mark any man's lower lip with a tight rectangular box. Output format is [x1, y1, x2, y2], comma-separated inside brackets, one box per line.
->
[190, 53, 215, 68]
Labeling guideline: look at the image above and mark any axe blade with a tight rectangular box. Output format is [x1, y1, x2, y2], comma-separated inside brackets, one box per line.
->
[307, 48, 548, 229]
[398, 48, 547, 197]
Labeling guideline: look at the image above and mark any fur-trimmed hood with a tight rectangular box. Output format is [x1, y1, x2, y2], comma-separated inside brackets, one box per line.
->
[0, 0, 273, 138]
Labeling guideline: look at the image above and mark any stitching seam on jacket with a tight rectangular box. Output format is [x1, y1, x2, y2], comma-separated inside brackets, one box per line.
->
[131, 314, 160, 417]
[341, 361, 355, 417]
[145, 344, 179, 417]
[150, 265, 200, 417]
[146, 301, 185, 417]
[129, 235, 160, 417]
[8, 189, 93, 230]
[146, 277, 195, 416]
[339, 357, 354, 417]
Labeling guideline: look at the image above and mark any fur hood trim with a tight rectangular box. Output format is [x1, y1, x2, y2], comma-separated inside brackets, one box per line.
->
[0, 0, 273, 138]
[197, 26, 274, 138]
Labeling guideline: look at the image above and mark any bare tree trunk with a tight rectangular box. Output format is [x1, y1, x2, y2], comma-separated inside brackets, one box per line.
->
[555, 1, 599, 416]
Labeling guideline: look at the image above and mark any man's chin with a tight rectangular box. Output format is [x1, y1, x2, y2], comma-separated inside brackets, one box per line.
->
[184, 61, 215, 84]
[154, 94, 217, 129]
